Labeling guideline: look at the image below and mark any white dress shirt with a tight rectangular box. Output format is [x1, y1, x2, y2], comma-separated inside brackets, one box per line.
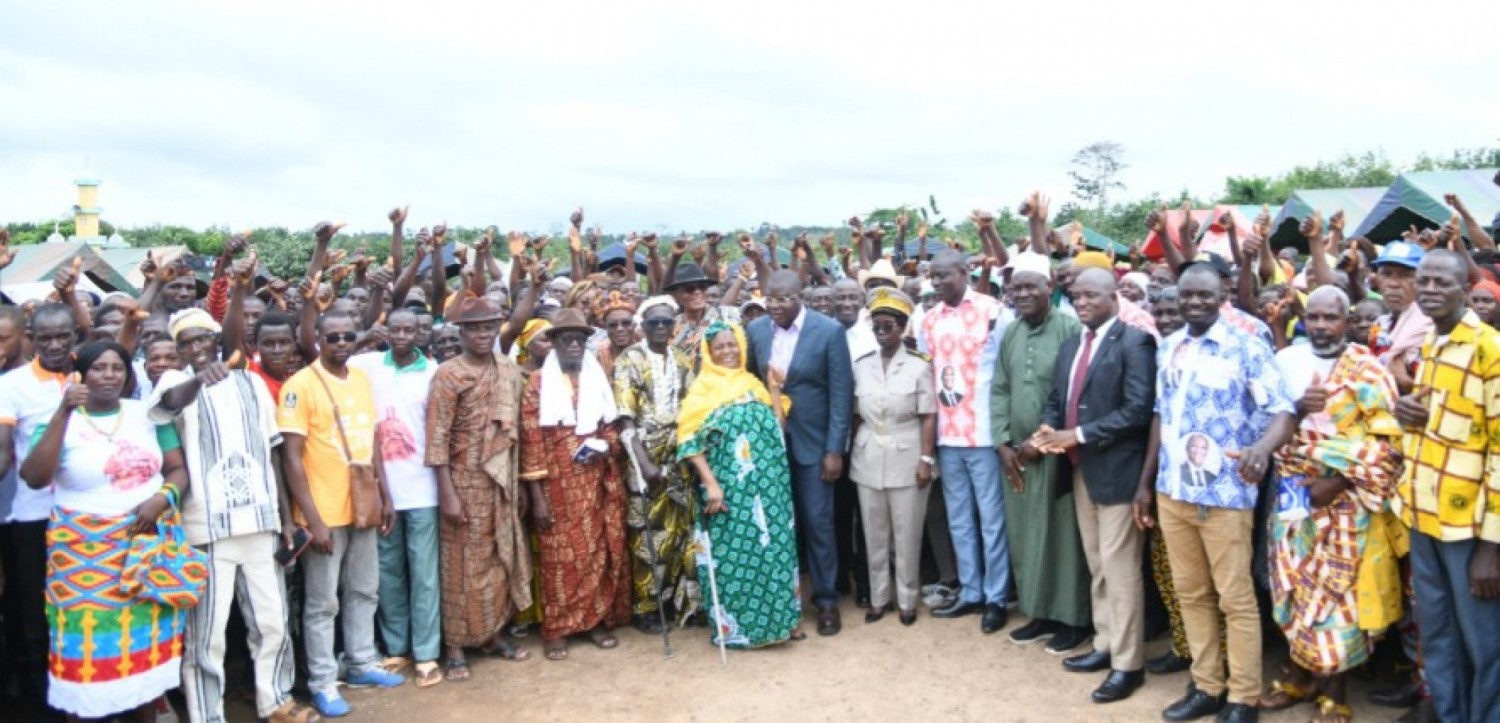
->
[1065, 316, 1116, 443]
[770, 305, 807, 373]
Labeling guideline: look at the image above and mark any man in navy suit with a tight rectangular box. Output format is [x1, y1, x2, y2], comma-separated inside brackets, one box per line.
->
[1035, 267, 1157, 704]
[746, 270, 854, 636]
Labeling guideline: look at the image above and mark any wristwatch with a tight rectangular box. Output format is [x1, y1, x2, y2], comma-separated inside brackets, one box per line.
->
[919, 455, 936, 465]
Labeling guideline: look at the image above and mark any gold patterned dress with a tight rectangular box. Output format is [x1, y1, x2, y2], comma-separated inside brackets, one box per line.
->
[613, 342, 700, 624]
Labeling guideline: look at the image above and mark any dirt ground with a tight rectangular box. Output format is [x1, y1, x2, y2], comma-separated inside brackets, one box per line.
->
[309, 598, 1396, 723]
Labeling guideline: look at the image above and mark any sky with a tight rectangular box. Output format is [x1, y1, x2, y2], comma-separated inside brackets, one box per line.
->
[1, 0, 1497, 236]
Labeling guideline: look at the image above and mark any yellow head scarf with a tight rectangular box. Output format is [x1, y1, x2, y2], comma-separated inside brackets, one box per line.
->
[676, 320, 788, 445]
[516, 319, 551, 366]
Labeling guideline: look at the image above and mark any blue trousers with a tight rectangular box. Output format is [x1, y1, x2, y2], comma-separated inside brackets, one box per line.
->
[1409, 532, 1500, 723]
[791, 462, 840, 608]
[938, 446, 1011, 605]
[377, 507, 442, 663]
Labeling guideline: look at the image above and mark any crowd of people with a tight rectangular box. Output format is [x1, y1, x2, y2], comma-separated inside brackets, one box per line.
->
[0, 184, 1498, 723]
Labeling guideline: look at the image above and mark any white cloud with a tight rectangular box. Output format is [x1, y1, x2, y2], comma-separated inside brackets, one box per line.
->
[0, 0, 1496, 236]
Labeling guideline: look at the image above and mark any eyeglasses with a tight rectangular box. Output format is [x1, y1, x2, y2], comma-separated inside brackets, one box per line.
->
[324, 332, 358, 344]
[871, 321, 903, 334]
[678, 286, 709, 296]
[605, 321, 635, 331]
[553, 334, 588, 348]
[642, 318, 675, 329]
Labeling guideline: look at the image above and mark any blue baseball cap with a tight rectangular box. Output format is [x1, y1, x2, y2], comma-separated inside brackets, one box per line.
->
[1372, 241, 1424, 270]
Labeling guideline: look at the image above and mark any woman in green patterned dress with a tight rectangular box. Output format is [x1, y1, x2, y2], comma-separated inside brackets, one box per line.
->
[676, 321, 802, 648]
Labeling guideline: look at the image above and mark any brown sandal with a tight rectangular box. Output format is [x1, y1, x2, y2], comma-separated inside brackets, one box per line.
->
[1260, 679, 1313, 712]
[586, 627, 619, 650]
[543, 639, 568, 661]
[1312, 696, 1352, 723]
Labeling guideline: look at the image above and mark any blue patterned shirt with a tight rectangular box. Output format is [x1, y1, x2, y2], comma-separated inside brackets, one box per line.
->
[1155, 318, 1293, 509]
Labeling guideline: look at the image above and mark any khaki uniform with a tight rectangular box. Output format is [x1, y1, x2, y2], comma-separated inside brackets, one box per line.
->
[850, 346, 936, 610]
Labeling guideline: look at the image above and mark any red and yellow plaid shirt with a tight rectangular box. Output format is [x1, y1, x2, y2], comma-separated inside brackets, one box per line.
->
[1394, 310, 1500, 543]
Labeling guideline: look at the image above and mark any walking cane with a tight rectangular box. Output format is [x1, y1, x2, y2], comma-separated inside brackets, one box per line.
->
[697, 504, 730, 666]
[622, 430, 673, 659]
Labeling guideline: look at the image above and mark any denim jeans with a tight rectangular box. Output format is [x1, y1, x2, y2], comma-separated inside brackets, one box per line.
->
[377, 508, 441, 663]
[302, 526, 380, 696]
[938, 446, 1010, 605]
[1409, 531, 1500, 723]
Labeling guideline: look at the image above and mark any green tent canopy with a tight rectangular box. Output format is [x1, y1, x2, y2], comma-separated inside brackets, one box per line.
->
[1350, 169, 1500, 243]
[1269, 188, 1385, 252]
[0, 242, 133, 297]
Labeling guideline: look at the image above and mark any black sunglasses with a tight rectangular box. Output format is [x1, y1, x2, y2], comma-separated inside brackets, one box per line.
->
[642, 318, 675, 329]
[324, 331, 358, 344]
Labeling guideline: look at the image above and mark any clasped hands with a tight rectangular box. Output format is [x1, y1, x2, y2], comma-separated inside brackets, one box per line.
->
[1028, 424, 1079, 455]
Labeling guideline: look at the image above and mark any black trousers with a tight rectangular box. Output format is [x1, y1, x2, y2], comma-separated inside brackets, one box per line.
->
[1, 521, 53, 720]
[834, 459, 868, 597]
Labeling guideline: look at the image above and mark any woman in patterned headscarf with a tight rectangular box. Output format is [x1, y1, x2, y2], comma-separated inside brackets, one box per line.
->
[676, 320, 801, 648]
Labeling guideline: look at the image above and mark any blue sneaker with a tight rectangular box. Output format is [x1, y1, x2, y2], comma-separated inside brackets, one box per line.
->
[345, 667, 405, 689]
[311, 690, 351, 718]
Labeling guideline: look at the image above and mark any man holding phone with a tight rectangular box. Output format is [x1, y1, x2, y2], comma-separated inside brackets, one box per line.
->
[149, 308, 317, 723]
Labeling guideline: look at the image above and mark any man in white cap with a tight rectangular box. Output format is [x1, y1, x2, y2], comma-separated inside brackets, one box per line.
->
[151, 308, 316, 723]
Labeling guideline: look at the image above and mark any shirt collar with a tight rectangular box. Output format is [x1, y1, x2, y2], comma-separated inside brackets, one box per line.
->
[777, 306, 807, 333]
[1437, 309, 1484, 346]
[383, 349, 430, 372]
[1087, 315, 1117, 339]
[29, 357, 67, 383]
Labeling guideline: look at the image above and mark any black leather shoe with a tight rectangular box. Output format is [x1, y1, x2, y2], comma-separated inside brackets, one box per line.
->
[817, 606, 841, 636]
[1369, 680, 1423, 709]
[1162, 686, 1226, 721]
[980, 604, 1008, 634]
[1063, 650, 1111, 673]
[1147, 650, 1192, 675]
[1215, 703, 1257, 722]
[1007, 618, 1060, 644]
[931, 600, 983, 618]
[899, 608, 917, 626]
[1091, 669, 1144, 703]
[1044, 625, 1093, 655]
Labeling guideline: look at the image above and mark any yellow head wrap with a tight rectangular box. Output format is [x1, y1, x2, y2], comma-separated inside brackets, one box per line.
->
[1073, 250, 1112, 270]
[516, 319, 551, 366]
[676, 320, 789, 445]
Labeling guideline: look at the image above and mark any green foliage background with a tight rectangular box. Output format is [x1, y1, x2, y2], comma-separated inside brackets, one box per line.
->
[6, 145, 1495, 280]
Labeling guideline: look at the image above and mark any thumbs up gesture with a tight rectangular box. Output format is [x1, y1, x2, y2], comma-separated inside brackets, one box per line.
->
[1395, 385, 1433, 430]
[1297, 371, 1329, 417]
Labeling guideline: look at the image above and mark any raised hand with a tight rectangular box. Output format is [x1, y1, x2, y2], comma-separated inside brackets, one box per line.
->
[388, 205, 410, 226]
[847, 215, 864, 230]
[819, 234, 836, 254]
[1300, 210, 1324, 242]
[528, 235, 549, 254]
[737, 232, 754, 254]
[1298, 371, 1328, 416]
[1178, 201, 1199, 240]
[971, 209, 995, 227]
[474, 228, 495, 257]
[366, 264, 394, 290]
[1218, 211, 1235, 234]
[896, 213, 909, 231]
[638, 232, 659, 253]
[314, 221, 345, 244]
[1328, 209, 1345, 234]
[432, 223, 449, 244]
[705, 231, 724, 245]
[324, 248, 348, 267]
[570, 207, 585, 230]
[688, 241, 708, 264]
[351, 246, 372, 273]
[231, 256, 257, 285]
[507, 231, 526, 257]
[54, 256, 82, 295]
[671, 235, 691, 256]
[0, 229, 15, 270]
[1146, 203, 1168, 234]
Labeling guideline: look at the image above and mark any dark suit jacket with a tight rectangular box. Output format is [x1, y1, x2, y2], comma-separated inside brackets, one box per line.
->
[746, 309, 854, 467]
[1041, 319, 1157, 505]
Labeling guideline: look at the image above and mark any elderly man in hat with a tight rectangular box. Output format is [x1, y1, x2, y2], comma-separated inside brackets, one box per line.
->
[425, 297, 534, 680]
[519, 308, 630, 660]
[613, 296, 700, 631]
[992, 252, 1093, 654]
[150, 308, 314, 723]
[666, 262, 720, 369]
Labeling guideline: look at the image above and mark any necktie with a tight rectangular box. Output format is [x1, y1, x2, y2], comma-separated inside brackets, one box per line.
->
[1065, 330, 1095, 464]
